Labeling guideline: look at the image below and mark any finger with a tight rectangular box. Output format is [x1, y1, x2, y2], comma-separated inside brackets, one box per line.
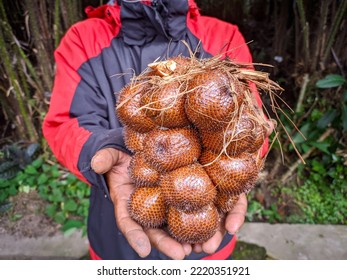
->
[91, 148, 120, 174]
[193, 243, 203, 254]
[201, 227, 226, 254]
[225, 193, 247, 234]
[113, 187, 152, 258]
[118, 216, 152, 258]
[106, 170, 133, 201]
[182, 243, 193, 256]
[145, 228, 188, 260]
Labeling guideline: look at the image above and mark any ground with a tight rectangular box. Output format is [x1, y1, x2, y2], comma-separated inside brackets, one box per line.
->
[0, 190, 60, 238]
[0, 190, 270, 259]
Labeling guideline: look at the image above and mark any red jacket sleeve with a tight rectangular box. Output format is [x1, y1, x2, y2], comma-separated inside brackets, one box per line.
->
[42, 20, 125, 187]
[43, 25, 90, 183]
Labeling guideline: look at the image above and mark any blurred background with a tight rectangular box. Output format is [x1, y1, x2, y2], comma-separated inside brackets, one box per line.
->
[0, 0, 346, 259]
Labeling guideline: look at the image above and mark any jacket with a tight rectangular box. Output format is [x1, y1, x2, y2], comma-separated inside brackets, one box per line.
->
[42, 0, 267, 260]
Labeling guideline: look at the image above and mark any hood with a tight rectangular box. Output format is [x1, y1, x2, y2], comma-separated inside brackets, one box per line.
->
[85, 0, 200, 46]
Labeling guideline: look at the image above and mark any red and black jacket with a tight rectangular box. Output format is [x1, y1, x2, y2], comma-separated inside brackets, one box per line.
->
[43, 0, 267, 260]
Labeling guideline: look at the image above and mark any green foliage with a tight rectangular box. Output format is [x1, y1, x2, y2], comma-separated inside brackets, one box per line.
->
[0, 157, 90, 235]
[247, 73, 347, 225]
[247, 200, 284, 224]
[289, 75, 346, 224]
[279, 73, 345, 161]
[288, 156, 347, 225]
[247, 153, 347, 225]
[0, 143, 40, 203]
[315, 74, 346, 89]
[0, 143, 40, 180]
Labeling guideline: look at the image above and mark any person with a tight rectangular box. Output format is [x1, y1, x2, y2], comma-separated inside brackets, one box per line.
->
[43, 0, 271, 260]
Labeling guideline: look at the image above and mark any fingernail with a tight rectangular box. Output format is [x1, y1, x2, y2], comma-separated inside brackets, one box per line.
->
[91, 154, 100, 171]
[227, 231, 235, 236]
[228, 229, 239, 235]
[91, 155, 97, 168]
[135, 238, 151, 258]
[227, 227, 237, 235]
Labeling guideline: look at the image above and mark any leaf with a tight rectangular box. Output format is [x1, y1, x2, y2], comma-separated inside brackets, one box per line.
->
[8, 185, 18, 196]
[37, 173, 48, 185]
[50, 181, 58, 188]
[302, 143, 311, 153]
[62, 219, 83, 232]
[25, 165, 38, 175]
[42, 164, 51, 173]
[0, 160, 18, 173]
[317, 110, 338, 129]
[316, 74, 346, 88]
[31, 157, 43, 169]
[45, 204, 57, 218]
[311, 141, 330, 154]
[0, 161, 20, 179]
[67, 173, 77, 183]
[0, 167, 18, 180]
[50, 166, 61, 178]
[10, 214, 22, 222]
[54, 212, 66, 224]
[20, 185, 31, 193]
[0, 179, 10, 189]
[292, 122, 310, 144]
[311, 108, 324, 121]
[63, 227, 77, 237]
[26, 143, 40, 158]
[26, 176, 36, 186]
[52, 188, 64, 202]
[64, 199, 78, 211]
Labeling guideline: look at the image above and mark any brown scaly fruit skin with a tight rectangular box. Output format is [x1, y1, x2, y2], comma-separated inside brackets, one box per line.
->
[128, 186, 166, 228]
[200, 110, 267, 156]
[167, 204, 219, 244]
[215, 193, 240, 214]
[120, 57, 272, 242]
[250, 124, 267, 153]
[140, 80, 190, 128]
[200, 150, 259, 195]
[140, 56, 191, 128]
[143, 127, 201, 172]
[123, 127, 146, 153]
[116, 82, 157, 133]
[160, 163, 217, 211]
[185, 69, 244, 132]
[129, 153, 160, 186]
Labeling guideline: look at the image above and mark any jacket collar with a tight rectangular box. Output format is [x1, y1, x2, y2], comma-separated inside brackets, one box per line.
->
[118, 0, 190, 45]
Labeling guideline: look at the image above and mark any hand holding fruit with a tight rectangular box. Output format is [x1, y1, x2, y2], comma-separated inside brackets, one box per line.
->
[91, 147, 249, 259]
[91, 148, 192, 259]
[91, 56, 279, 259]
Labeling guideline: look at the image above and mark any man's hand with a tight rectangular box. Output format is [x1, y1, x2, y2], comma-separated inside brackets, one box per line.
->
[89, 114, 274, 259]
[91, 148, 192, 259]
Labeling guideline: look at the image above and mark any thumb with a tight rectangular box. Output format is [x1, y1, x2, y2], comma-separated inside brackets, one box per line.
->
[91, 148, 120, 174]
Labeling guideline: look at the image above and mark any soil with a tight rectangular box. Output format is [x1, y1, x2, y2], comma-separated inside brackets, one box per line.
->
[0, 190, 61, 238]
